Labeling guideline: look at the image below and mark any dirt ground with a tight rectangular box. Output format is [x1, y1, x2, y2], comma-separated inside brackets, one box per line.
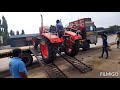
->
[4, 43, 120, 78]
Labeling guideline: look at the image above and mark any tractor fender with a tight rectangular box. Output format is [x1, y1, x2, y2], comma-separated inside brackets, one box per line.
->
[41, 33, 63, 43]
[65, 31, 82, 41]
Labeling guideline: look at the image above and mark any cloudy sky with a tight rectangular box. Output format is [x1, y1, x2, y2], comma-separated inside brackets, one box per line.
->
[0, 12, 120, 34]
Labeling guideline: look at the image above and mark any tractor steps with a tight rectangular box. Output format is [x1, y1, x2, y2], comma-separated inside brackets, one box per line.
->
[58, 53, 92, 73]
[29, 47, 67, 78]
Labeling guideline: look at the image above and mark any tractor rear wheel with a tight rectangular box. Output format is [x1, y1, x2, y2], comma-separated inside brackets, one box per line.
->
[40, 37, 56, 64]
[65, 40, 79, 57]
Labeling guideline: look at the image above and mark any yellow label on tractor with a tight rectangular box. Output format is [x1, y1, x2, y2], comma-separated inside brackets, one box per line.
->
[87, 32, 94, 35]
[79, 40, 84, 44]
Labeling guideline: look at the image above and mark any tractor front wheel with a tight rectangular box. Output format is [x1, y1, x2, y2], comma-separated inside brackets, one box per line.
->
[65, 40, 79, 57]
[40, 38, 56, 64]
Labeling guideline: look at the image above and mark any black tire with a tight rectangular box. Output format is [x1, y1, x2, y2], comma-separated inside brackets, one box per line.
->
[40, 37, 56, 64]
[65, 40, 79, 57]
[22, 52, 33, 67]
[82, 41, 90, 51]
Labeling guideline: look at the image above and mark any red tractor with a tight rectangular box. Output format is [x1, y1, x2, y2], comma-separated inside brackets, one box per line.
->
[38, 15, 81, 64]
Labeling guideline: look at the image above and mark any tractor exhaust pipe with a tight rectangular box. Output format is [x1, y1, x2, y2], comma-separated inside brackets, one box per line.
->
[40, 14, 43, 28]
[40, 14, 43, 37]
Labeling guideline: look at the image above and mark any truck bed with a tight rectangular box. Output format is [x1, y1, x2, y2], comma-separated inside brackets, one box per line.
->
[0, 46, 32, 58]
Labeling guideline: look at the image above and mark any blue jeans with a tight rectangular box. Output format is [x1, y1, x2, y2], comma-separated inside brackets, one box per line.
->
[101, 46, 108, 57]
[58, 30, 64, 38]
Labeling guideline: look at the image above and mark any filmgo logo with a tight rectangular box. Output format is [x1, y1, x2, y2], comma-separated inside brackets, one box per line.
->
[100, 72, 119, 77]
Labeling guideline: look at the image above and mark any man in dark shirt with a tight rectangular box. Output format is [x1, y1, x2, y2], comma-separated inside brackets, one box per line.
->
[99, 33, 108, 59]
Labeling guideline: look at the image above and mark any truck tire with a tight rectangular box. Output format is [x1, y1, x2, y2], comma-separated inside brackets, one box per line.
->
[22, 52, 33, 67]
[82, 41, 90, 51]
[65, 40, 79, 57]
[40, 37, 56, 64]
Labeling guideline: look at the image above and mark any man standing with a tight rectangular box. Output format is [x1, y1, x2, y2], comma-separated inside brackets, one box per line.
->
[99, 33, 108, 59]
[56, 20, 64, 38]
[115, 32, 120, 48]
[9, 48, 28, 78]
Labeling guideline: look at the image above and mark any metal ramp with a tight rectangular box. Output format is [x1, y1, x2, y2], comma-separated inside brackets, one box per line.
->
[29, 46, 67, 78]
[58, 53, 92, 73]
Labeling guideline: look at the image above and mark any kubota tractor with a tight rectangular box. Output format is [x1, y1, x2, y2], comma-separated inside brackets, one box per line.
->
[38, 15, 81, 64]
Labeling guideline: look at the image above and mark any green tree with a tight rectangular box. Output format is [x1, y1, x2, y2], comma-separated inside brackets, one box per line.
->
[12, 31, 15, 35]
[16, 30, 19, 35]
[2, 16, 8, 33]
[0, 19, 2, 47]
[0, 19, 1, 36]
[1, 16, 9, 45]
[0, 29, 1, 36]
[108, 25, 120, 34]
[21, 29, 25, 35]
[10, 30, 13, 36]
[0, 19, 1, 28]
[10, 30, 15, 36]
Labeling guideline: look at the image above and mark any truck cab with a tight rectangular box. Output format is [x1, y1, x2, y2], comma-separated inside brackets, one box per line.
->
[67, 18, 98, 50]
[85, 20, 97, 45]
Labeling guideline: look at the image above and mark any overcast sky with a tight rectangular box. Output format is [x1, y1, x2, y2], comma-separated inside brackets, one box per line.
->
[0, 12, 120, 34]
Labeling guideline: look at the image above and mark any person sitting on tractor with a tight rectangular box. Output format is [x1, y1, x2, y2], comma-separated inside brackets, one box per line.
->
[56, 20, 64, 38]
[49, 25, 57, 34]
